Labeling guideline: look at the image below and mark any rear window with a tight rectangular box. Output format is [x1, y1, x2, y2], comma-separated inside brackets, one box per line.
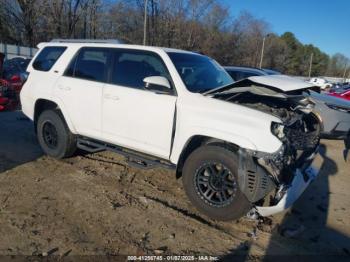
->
[32, 46, 66, 71]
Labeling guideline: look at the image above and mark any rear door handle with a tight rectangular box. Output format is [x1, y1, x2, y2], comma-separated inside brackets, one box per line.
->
[58, 85, 71, 91]
[104, 94, 119, 101]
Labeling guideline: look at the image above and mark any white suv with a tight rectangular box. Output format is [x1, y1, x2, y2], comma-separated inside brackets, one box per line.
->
[21, 40, 320, 221]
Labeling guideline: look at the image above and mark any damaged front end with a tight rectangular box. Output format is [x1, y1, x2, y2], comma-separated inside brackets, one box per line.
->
[210, 82, 321, 216]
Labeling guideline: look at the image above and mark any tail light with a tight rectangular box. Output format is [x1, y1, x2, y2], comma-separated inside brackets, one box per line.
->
[10, 75, 21, 83]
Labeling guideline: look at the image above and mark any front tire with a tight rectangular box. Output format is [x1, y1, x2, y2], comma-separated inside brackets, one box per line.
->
[37, 110, 77, 159]
[182, 145, 251, 221]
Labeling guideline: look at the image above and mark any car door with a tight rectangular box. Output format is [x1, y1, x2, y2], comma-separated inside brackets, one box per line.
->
[54, 47, 111, 139]
[102, 49, 177, 159]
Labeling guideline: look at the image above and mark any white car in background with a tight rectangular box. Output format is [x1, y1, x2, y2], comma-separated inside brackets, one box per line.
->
[309, 77, 332, 90]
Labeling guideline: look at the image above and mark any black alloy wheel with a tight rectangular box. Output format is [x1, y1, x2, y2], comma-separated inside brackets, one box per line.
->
[42, 121, 59, 149]
[37, 110, 77, 159]
[195, 162, 237, 207]
[182, 145, 251, 221]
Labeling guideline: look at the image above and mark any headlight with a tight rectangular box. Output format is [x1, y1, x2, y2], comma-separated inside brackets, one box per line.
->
[326, 103, 350, 113]
[271, 122, 285, 140]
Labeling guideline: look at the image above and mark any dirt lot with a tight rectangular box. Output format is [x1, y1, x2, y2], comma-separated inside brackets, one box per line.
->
[0, 111, 349, 260]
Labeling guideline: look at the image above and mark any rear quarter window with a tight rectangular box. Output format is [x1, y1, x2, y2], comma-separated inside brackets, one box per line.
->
[32, 46, 67, 71]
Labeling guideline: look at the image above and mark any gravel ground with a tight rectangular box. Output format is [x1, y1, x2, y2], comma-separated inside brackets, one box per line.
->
[0, 111, 349, 260]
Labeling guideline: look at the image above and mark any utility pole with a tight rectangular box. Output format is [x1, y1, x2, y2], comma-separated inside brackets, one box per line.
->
[143, 0, 148, 46]
[308, 53, 313, 78]
[259, 36, 266, 69]
[343, 63, 348, 82]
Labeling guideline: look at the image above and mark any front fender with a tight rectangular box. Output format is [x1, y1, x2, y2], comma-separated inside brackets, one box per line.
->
[170, 97, 283, 164]
[170, 126, 281, 164]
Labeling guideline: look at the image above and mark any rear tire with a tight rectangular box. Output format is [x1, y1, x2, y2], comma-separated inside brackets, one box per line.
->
[37, 110, 77, 159]
[182, 145, 251, 221]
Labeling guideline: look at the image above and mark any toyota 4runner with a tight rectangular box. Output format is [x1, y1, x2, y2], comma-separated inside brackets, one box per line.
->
[20, 39, 321, 221]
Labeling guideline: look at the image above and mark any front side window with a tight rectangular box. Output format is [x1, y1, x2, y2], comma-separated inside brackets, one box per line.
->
[65, 48, 110, 82]
[32, 46, 66, 71]
[111, 50, 171, 89]
[167, 52, 233, 93]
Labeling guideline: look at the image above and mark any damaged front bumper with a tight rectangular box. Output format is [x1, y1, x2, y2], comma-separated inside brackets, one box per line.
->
[239, 146, 320, 217]
[256, 164, 318, 217]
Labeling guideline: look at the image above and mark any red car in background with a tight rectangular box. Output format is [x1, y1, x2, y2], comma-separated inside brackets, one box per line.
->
[0, 52, 8, 111]
[0, 52, 29, 111]
[328, 86, 350, 102]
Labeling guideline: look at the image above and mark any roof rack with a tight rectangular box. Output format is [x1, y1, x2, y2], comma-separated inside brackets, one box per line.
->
[50, 39, 123, 44]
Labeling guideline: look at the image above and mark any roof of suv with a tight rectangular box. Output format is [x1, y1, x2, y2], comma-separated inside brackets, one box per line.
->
[37, 41, 199, 55]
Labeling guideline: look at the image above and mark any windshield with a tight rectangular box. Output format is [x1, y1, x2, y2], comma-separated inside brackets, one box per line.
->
[334, 85, 350, 94]
[167, 52, 233, 93]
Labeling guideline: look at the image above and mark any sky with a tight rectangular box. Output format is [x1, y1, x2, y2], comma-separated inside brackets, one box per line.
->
[222, 0, 350, 58]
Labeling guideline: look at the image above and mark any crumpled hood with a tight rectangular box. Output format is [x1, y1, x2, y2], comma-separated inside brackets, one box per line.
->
[205, 75, 318, 96]
[246, 75, 316, 92]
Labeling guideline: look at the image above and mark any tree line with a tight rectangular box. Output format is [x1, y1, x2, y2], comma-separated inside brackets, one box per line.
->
[0, 0, 349, 78]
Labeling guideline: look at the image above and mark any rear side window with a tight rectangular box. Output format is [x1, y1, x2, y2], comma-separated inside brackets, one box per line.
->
[111, 50, 171, 89]
[65, 48, 110, 82]
[32, 46, 66, 71]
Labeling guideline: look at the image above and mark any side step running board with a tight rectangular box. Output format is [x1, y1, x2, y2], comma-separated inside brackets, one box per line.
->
[77, 138, 175, 170]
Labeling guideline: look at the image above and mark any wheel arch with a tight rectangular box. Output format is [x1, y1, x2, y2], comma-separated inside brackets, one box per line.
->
[34, 98, 76, 134]
[175, 135, 240, 179]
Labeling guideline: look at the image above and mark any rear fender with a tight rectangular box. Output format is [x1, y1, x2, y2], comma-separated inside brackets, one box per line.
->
[35, 96, 77, 134]
[50, 97, 77, 134]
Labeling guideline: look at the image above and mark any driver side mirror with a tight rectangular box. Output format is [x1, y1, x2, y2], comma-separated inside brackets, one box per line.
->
[143, 76, 172, 94]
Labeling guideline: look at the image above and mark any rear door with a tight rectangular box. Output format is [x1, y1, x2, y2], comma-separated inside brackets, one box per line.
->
[102, 49, 177, 159]
[54, 47, 112, 139]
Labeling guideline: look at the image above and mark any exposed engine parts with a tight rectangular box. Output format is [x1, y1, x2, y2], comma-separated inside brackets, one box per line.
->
[213, 84, 321, 204]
